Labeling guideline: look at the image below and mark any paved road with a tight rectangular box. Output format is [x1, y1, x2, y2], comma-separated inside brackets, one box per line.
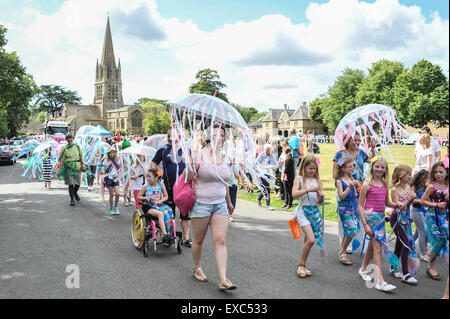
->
[0, 159, 447, 299]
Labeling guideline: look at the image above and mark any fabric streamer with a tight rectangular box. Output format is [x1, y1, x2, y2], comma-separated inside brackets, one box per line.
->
[334, 104, 408, 166]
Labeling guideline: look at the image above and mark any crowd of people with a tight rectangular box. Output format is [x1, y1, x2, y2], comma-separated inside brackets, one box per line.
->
[51, 125, 449, 296]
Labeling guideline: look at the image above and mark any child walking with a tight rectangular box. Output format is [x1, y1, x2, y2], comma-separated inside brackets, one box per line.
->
[411, 169, 430, 262]
[292, 154, 325, 278]
[42, 149, 52, 189]
[390, 165, 419, 284]
[138, 168, 174, 243]
[335, 157, 360, 265]
[421, 161, 449, 281]
[357, 156, 399, 292]
[282, 148, 295, 209]
[130, 155, 145, 209]
[100, 146, 122, 215]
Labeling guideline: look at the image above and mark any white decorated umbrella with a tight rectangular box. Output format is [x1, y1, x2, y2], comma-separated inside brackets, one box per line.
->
[32, 142, 53, 154]
[167, 93, 248, 129]
[120, 144, 157, 159]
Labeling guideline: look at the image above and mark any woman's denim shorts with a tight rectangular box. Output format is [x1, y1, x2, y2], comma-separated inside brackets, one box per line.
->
[190, 201, 228, 218]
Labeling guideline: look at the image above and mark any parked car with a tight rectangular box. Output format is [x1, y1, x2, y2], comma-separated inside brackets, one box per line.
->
[314, 135, 326, 143]
[400, 133, 420, 145]
[9, 139, 25, 157]
[0, 145, 16, 165]
[436, 136, 448, 146]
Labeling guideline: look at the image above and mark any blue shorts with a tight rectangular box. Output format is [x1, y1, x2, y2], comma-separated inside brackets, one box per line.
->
[190, 201, 228, 218]
[104, 177, 119, 188]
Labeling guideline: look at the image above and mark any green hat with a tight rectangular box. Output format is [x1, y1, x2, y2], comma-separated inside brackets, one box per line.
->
[121, 139, 131, 150]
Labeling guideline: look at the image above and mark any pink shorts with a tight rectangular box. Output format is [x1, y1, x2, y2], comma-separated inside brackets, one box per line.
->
[133, 190, 142, 209]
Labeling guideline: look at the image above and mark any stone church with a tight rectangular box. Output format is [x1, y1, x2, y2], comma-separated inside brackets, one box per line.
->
[60, 17, 150, 135]
[248, 102, 325, 137]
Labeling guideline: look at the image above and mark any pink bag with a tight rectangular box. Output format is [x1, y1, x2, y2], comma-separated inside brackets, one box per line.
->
[173, 172, 196, 217]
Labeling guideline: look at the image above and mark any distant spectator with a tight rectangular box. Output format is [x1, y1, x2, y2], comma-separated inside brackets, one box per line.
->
[416, 126, 441, 165]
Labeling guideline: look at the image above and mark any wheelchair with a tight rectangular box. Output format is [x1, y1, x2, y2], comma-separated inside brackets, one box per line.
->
[131, 201, 183, 257]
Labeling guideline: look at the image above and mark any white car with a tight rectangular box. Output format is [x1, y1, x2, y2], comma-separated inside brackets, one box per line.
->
[10, 139, 25, 156]
[400, 133, 420, 145]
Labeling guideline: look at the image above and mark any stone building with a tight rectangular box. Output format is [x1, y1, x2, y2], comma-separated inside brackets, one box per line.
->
[60, 17, 153, 135]
[249, 102, 325, 137]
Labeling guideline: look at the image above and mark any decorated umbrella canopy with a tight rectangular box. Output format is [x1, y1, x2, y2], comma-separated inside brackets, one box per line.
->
[32, 142, 53, 154]
[76, 125, 96, 137]
[334, 104, 407, 165]
[167, 92, 275, 194]
[143, 134, 168, 150]
[167, 93, 248, 129]
[88, 124, 114, 136]
[120, 144, 157, 159]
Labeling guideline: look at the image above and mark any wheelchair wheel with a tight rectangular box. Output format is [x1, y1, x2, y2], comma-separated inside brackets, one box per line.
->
[131, 210, 145, 250]
[176, 238, 182, 254]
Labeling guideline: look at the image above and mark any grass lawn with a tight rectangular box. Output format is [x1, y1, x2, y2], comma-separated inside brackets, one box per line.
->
[237, 143, 445, 231]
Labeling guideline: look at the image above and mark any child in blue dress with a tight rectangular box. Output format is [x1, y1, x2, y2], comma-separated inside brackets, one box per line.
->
[138, 168, 173, 242]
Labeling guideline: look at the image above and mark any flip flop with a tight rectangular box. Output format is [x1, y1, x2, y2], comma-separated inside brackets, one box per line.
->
[218, 279, 237, 290]
[183, 239, 192, 247]
[426, 267, 441, 280]
[193, 268, 208, 282]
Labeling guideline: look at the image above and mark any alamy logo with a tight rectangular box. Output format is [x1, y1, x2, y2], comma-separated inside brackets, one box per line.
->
[65, 264, 80, 289]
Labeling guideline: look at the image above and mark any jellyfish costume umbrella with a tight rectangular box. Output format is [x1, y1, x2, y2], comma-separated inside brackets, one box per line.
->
[167, 93, 275, 192]
[74, 125, 104, 185]
[21, 139, 59, 180]
[334, 104, 408, 165]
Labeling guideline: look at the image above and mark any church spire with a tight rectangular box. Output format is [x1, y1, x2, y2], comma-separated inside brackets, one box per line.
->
[100, 16, 116, 67]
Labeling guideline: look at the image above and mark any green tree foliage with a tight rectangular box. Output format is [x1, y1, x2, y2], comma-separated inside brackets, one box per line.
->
[393, 59, 449, 128]
[308, 95, 331, 134]
[143, 103, 171, 135]
[189, 68, 229, 102]
[135, 97, 167, 107]
[33, 84, 81, 117]
[320, 68, 366, 132]
[356, 59, 406, 107]
[249, 112, 267, 123]
[231, 103, 260, 123]
[0, 25, 37, 138]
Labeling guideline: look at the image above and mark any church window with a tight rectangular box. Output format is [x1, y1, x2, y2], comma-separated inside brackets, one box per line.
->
[121, 119, 125, 129]
[131, 110, 142, 128]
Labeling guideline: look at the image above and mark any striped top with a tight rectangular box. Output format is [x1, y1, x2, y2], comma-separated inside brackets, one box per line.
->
[364, 185, 387, 213]
[42, 159, 52, 182]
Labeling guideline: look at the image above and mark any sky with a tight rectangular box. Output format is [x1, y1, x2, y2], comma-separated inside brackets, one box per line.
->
[0, 0, 448, 111]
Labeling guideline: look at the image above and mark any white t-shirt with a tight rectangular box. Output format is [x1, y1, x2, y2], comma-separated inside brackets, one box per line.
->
[415, 138, 441, 166]
[131, 166, 144, 191]
[414, 144, 433, 172]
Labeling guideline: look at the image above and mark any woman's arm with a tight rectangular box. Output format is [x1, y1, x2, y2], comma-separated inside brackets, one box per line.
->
[226, 186, 234, 215]
[426, 153, 432, 171]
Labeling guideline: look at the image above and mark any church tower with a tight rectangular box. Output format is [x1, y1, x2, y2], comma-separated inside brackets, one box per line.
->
[94, 17, 124, 119]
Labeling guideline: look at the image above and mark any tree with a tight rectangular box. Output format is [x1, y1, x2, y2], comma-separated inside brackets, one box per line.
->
[143, 103, 171, 135]
[0, 25, 38, 138]
[249, 111, 267, 123]
[320, 68, 366, 132]
[33, 85, 81, 117]
[231, 103, 259, 123]
[189, 68, 229, 102]
[308, 95, 331, 134]
[356, 59, 406, 107]
[393, 59, 449, 127]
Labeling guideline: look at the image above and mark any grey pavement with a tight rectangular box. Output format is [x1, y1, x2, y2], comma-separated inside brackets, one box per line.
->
[0, 159, 447, 299]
